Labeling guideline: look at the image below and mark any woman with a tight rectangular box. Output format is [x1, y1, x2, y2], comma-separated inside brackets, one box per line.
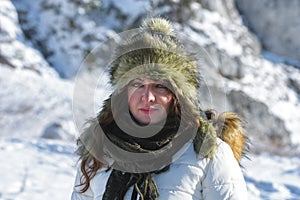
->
[71, 17, 248, 200]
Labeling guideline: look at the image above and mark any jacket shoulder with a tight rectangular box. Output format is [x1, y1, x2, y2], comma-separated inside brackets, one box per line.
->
[202, 138, 248, 199]
[72, 166, 111, 200]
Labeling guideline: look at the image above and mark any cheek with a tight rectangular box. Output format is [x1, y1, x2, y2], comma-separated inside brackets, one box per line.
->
[167, 93, 173, 103]
[127, 88, 134, 103]
[161, 94, 173, 109]
[128, 91, 139, 107]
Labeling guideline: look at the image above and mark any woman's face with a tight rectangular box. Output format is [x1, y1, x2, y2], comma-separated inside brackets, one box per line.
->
[127, 78, 173, 125]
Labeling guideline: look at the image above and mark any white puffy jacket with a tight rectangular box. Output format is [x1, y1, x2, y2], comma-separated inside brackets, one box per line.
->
[71, 138, 247, 200]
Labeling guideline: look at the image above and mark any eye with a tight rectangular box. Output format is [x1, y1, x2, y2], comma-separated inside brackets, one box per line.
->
[156, 84, 167, 89]
[130, 82, 143, 88]
[155, 84, 171, 94]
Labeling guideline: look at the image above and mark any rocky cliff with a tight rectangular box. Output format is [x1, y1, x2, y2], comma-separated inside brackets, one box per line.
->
[1, 0, 300, 154]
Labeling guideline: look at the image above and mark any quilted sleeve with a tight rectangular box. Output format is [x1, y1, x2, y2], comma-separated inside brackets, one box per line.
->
[202, 139, 248, 200]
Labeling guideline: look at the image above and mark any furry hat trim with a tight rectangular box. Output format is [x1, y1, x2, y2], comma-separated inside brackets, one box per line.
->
[109, 18, 201, 111]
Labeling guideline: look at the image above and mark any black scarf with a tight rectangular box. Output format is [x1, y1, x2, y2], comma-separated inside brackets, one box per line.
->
[101, 115, 181, 200]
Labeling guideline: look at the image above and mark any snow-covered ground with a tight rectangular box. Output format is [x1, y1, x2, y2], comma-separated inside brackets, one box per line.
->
[0, 138, 76, 200]
[243, 154, 300, 200]
[1, 137, 300, 200]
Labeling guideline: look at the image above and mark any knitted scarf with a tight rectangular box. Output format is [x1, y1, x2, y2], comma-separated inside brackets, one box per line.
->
[101, 113, 190, 200]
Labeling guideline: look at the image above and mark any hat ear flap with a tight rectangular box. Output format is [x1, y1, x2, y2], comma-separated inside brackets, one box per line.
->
[215, 112, 249, 163]
[193, 117, 217, 158]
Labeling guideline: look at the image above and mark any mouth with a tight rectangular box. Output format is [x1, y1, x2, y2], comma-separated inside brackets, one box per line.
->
[139, 107, 157, 114]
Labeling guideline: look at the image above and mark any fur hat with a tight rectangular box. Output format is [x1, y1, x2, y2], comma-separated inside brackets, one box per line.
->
[109, 17, 201, 114]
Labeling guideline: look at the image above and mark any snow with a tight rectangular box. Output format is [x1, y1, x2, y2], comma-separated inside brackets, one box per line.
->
[199, 10, 243, 56]
[111, 0, 151, 16]
[240, 56, 300, 144]
[0, 66, 75, 140]
[243, 154, 300, 200]
[1, 137, 300, 200]
[0, 138, 76, 200]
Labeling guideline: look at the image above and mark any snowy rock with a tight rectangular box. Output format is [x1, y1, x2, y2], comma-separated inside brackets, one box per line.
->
[11, 0, 150, 78]
[0, 66, 75, 140]
[0, 0, 53, 72]
[3, 0, 300, 151]
[1, 2, 76, 140]
[0, 0, 23, 42]
[11, 0, 105, 77]
[287, 71, 300, 95]
[236, 0, 300, 64]
[181, 9, 300, 149]
[202, 0, 242, 22]
[41, 121, 75, 141]
[228, 90, 291, 147]
[238, 56, 300, 146]
[200, 0, 262, 57]
[42, 122, 63, 139]
[218, 53, 244, 79]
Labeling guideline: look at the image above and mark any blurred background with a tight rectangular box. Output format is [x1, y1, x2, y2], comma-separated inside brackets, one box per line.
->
[1, 0, 300, 199]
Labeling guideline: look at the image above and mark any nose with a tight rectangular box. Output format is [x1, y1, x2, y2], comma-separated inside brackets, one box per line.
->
[141, 86, 155, 103]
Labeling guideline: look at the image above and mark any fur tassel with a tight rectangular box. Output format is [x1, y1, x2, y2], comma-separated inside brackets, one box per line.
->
[214, 112, 248, 163]
[140, 17, 175, 36]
